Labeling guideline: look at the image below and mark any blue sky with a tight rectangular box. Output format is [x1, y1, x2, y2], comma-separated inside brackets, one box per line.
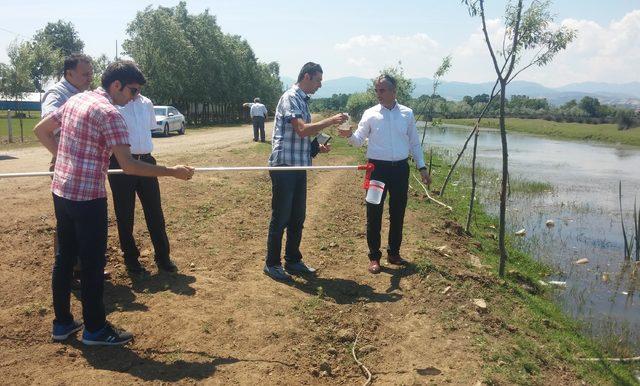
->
[2, 0, 639, 86]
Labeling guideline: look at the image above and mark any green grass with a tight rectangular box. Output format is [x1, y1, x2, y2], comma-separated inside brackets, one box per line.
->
[0, 111, 40, 143]
[443, 117, 640, 147]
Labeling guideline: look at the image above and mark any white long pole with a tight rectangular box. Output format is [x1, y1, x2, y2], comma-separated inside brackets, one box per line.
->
[0, 165, 368, 179]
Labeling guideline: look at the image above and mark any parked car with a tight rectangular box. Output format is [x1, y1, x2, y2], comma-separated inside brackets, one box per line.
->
[153, 106, 186, 136]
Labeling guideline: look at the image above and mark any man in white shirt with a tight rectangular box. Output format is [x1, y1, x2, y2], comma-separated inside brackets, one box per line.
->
[338, 74, 431, 274]
[243, 97, 268, 142]
[108, 94, 177, 275]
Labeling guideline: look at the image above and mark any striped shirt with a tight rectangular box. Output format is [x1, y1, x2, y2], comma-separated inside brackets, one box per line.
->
[50, 88, 130, 201]
[41, 78, 81, 138]
[268, 85, 312, 166]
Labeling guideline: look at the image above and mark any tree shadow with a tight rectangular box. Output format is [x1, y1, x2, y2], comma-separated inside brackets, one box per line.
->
[286, 275, 402, 304]
[71, 344, 296, 382]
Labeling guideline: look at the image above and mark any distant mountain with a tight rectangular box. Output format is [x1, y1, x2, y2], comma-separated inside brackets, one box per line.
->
[299, 76, 640, 107]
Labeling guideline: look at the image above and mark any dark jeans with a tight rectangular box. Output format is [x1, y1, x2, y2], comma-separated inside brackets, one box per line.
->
[252, 116, 265, 142]
[366, 159, 409, 261]
[52, 194, 107, 332]
[108, 155, 170, 265]
[265, 170, 307, 266]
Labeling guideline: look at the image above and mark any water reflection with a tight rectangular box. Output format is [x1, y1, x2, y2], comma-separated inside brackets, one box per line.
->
[428, 124, 640, 351]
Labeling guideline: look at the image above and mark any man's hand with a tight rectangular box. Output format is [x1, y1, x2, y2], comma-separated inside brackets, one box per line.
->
[319, 144, 331, 153]
[420, 168, 431, 186]
[171, 165, 195, 180]
[338, 125, 353, 138]
[330, 112, 348, 125]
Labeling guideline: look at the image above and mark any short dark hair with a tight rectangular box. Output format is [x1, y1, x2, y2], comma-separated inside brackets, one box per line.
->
[101, 60, 146, 90]
[63, 53, 92, 77]
[297, 62, 323, 83]
[375, 74, 397, 90]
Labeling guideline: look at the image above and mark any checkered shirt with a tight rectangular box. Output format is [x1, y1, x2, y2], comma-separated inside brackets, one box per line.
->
[268, 85, 312, 166]
[50, 88, 130, 201]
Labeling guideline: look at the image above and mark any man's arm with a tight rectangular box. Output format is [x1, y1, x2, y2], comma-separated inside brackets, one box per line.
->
[112, 145, 194, 180]
[291, 113, 347, 138]
[33, 115, 61, 156]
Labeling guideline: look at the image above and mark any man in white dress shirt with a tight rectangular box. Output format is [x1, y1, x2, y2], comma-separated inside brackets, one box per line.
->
[243, 97, 268, 142]
[338, 74, 431, 274]
[108, 94, 177, 275]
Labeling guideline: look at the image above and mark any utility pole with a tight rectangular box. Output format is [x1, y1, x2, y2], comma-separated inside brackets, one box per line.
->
[115, 40, 118, 60]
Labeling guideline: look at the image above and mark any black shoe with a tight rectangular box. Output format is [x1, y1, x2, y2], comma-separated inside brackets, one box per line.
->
[156, 258, 178, 273]
[125, 260, 149, 276]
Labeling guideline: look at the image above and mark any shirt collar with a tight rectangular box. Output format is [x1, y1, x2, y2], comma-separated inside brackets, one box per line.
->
[293, 85, 310, 102]
[379, 101, 398, 111]
[95, 87, 114, 104]
[61, 78, 80, 94]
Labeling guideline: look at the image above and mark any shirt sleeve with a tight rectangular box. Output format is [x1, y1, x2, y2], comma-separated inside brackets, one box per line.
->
[41, 92, 63, 118]
[406, 110, 426, 169]
[101, 109, 131, 148]
[348, 110, 371, 147]
[282, 95, 303, 123]
[146, 99, 156, 130]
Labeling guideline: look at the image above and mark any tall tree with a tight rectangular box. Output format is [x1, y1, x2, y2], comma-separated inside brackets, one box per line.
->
[33, 20, 84, 58]
[8, 40, 62, 97]
[463, 0, 576, 276]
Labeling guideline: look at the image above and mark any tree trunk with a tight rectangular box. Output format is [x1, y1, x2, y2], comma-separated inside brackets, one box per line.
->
[498, 81, 509, 277]
[465, 126, 480, 234]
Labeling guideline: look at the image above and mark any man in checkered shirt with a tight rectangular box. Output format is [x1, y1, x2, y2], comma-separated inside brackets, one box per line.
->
[34, 61, 194, 346]
[263, 62, 348, 281]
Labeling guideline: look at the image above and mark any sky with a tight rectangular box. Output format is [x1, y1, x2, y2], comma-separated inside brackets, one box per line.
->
[1, 0, 639, 87]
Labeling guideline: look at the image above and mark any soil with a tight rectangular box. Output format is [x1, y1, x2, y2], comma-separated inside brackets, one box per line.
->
[0, 123, 582, 385]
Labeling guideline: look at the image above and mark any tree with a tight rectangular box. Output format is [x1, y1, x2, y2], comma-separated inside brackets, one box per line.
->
[91, 54, 110, 88]
[578, 96, 601, 117]
[8, 40, 62, 96]
[33, 20, 84, 58]
[463, 0, 576, 276]
[0, 63, 31, 104]
[616, 109, 637, 130]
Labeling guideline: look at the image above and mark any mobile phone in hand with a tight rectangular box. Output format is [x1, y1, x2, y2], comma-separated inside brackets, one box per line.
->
[317, 133, 332, 145]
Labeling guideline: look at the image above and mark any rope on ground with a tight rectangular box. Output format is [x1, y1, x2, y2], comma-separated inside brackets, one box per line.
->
[411, 174, 453, 211]
[577, 356, 640, 362]
[352, 329, 372, 386]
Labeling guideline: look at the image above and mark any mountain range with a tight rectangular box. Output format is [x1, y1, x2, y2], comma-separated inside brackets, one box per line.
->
[280, 76, 640, 107]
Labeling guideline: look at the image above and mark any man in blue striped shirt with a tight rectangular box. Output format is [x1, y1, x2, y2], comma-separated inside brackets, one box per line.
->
[264, 62, 347, 281]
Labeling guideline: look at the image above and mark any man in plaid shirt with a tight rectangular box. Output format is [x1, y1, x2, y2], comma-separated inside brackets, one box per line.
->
[263, 62, 347, 281]
[34, 61, 194, 346]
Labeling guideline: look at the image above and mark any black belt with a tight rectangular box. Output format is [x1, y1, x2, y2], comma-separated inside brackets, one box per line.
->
[369, 158, 408, 166]
[132, 153, 151, 160]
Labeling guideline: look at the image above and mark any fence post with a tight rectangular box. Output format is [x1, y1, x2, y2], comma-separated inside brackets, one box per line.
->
[7, 109, 13, 143]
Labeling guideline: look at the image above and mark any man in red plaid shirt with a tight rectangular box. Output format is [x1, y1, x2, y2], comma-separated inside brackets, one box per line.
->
[34, 61, 194, 346]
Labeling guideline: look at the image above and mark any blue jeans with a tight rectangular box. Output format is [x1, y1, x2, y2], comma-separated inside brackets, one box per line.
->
[265, 170, 307, 267]
[52, 194, 107, 332]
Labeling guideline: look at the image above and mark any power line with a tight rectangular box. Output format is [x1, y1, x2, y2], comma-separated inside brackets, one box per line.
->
[0, 26, 27, 39]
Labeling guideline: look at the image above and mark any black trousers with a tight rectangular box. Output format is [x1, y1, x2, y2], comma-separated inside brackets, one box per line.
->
[265, 170, 307, 266]
[108, 154, 170, 264]
[252, 116, 265, 142]
[52, 194, 107, 332]
[366, 159, 409, 261]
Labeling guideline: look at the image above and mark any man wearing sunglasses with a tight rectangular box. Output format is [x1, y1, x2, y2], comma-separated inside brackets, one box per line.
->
[34, 60, 194, 346]
[108, 92, 177, 276]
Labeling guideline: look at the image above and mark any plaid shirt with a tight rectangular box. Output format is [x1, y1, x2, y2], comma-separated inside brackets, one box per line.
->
[50, 88, 130, 201]
[268, 85, 312, 166]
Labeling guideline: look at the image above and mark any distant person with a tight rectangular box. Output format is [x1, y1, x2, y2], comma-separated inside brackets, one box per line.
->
[338, 74, 430, 274]
[41, 53, 96, 287]
[108, 94, 177, 276]
[243, 97, 268, 142]
[34, 60, 194, 346]
[263, 62, 348, 281]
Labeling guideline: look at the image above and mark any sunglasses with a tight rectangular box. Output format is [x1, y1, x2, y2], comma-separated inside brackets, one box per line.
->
[126, 86, 140, 96]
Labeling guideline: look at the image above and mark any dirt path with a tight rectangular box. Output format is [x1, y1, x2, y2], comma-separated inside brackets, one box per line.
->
[0, 123, 581, 385]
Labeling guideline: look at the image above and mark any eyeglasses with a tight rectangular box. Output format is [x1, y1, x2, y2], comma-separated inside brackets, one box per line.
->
[126, 86, 140, 96]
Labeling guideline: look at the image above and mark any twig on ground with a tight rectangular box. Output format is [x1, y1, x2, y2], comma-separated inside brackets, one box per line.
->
[577, 356, 640, 362]
[412, 174, 453, 211]
[352, 330, 372, 386]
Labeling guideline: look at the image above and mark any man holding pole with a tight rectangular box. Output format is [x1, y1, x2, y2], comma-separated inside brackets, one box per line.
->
[34, 60, 194, 346]
[263, 62, 347, 281]
[338, 74, 430, 274]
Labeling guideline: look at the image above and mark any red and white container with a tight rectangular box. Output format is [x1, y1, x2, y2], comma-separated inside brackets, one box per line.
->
[365, 179, 385, 205]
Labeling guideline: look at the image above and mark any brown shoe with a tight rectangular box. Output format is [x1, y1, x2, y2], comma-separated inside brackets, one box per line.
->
[387, 254, 408, 265]
[368, 260, 381, 274]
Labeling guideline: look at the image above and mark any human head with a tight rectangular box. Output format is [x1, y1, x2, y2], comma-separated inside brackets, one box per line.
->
[63, 54, 93, 92]
[254, 97, 261, 103]
[374, 74, 397, 109]
[101, 60, 146, 106]
[296, 62, 323, 95]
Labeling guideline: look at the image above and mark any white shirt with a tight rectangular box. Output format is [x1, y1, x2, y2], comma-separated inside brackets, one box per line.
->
[249, 102, 268, 118]
[117, 95, 156, 154]
[348, 102, 426, 169]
